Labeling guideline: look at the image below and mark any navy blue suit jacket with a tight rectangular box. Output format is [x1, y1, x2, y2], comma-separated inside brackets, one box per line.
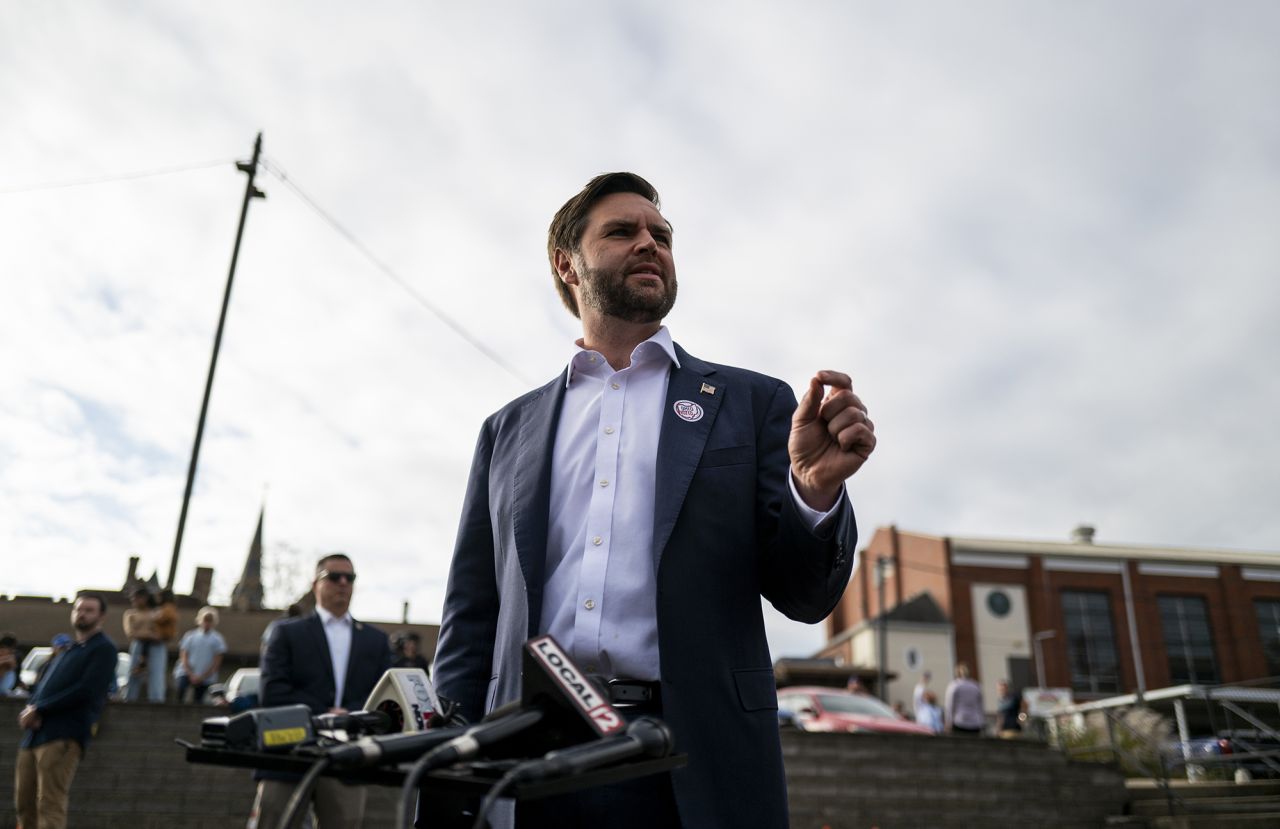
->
[261, 613, 392, 714]
[434, 345, 857, 827]
[23, 631, 117, 751]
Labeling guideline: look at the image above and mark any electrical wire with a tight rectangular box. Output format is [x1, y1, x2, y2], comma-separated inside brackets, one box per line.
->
[0, 158, 234, 195]
[258, 154, 533, 388]
[396, 750, 436, 829]
[470, 765, 523, 829]
[277, 756, 330, 829]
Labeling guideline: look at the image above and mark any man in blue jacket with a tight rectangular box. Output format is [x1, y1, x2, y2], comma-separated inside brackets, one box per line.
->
[434, 173, 874, 827]
[15, 592, 118, 829]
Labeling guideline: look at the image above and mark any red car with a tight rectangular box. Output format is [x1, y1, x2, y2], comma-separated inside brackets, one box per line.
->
[778, 686, 934, 735]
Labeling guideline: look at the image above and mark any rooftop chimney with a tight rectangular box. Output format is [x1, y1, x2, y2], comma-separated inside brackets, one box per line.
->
[1071, 525, 1096, 544]
[191, 567, 214, 603]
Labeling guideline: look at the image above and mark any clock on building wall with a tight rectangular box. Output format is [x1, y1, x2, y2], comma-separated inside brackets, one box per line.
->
[986, 589, 1012, 618]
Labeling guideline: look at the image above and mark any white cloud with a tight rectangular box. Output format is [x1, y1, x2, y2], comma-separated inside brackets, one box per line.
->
[3, 1, 1279, 661]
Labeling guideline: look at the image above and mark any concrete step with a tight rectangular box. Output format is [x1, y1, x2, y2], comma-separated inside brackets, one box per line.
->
[790, 804, 1109, 829]
[1126, 778, 1280, 800]
[1132, 795, 1280, 818]
[1148, 813, 1280, 829]
[786, 758, 1098, 783]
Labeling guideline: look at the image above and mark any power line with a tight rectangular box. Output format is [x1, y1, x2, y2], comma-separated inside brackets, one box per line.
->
[258, 155, 533, 387]
[0, 158, 235, 195]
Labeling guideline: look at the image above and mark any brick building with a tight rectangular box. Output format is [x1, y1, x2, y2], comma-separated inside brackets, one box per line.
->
[818, 525, 1280, 714]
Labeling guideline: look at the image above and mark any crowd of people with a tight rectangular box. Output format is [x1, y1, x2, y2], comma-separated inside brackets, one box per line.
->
[8, 570, 436, 828]
[903, 666, 1027, 736]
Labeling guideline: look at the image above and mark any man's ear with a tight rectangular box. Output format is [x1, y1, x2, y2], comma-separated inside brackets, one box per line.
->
[553, 248, 579, 286]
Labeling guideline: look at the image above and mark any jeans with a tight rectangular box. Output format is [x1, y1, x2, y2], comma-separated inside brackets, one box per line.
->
[126, 640, 167, 702]
[176, 674, 212, 704]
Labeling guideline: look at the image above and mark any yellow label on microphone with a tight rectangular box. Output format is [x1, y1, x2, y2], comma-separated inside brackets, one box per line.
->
[262, 727, 308, 746]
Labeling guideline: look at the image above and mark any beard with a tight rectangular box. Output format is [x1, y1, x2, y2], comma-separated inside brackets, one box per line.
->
[577, 262, 677, 324]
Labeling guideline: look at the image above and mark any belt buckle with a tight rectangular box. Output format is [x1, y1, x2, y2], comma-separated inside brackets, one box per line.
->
[607, 678, 653, 705]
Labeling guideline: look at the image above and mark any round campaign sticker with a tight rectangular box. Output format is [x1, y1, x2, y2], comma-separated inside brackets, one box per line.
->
[673, 400, 704, 422]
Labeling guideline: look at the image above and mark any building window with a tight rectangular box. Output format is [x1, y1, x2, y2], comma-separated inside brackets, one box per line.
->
[1158, 595, 1219, 684]
[1255, 600, 1280, 677]
[1061, 590, 1121, 694]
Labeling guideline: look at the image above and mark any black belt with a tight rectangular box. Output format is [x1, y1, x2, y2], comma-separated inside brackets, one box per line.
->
[602, 678, 662, 706]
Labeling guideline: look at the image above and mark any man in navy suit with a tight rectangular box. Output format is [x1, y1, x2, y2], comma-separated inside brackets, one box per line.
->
[434, 172, 874, 827]
[252, 553, 392, 829]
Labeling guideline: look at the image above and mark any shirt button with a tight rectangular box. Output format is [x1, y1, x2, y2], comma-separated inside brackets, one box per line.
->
[588, 355, 597, 362]
[611, 382, 620, 390]
[584, 599, 596, 610]
[603, 426, 615, 435]
[599, 480, 609, 487]
[592, 536, 603, 546]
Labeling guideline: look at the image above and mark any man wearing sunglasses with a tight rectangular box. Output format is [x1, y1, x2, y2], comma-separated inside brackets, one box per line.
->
[252, 553, 393, 829]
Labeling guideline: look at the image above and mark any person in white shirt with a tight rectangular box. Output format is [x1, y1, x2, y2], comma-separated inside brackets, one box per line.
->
[434, 172, 877, 828]
[252, 554, 392, 829]
[173, 606, 226, 703]
[913, 669, 932, 717]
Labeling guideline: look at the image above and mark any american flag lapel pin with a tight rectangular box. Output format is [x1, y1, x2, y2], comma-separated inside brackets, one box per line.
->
[700, 383, 716, 396]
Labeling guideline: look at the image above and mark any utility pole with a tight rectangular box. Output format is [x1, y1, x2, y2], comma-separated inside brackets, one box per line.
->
[166, 133, 265, 590]
[876, 555, 889, 701]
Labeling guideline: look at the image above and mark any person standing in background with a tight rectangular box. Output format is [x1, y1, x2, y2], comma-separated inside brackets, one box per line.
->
[912, 669, 932, 717]
[252, 554, 392, 828]
[995, 679, 1026, 738]
[174, 607, 227, 703]
[154, 588, 179, 700]
[0, 632, 17, 696]
[14, 594, 117, 829]
[915, 690, 944, 734]
[944, 663, 986, 736]
[122, 588, 165, 702]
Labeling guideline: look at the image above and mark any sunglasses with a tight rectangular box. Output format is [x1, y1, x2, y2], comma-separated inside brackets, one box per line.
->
[318, 570, 357, 584]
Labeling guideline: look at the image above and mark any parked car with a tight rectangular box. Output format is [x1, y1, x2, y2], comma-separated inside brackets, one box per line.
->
[777, 686, 935, 735]
[19, 646, 131, 700]
[207, 667, 260, 706]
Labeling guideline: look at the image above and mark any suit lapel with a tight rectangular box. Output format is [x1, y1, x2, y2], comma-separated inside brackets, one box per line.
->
[652, 345, 722, 568]
[512, 373, 567, 633]
[306, 614, 335, 690]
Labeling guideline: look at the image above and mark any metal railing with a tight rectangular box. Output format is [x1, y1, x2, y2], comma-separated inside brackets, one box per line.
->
[1047, 680, 1280, 818]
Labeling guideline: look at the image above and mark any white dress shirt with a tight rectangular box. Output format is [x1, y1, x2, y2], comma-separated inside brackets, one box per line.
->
[539, 327, 839, 681]
[316, 605, 353, 708]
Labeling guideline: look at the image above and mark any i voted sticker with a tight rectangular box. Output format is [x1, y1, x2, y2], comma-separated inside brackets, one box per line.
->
[673, 400, 704, 422]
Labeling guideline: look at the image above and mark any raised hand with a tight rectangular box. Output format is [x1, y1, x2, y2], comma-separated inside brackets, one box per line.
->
[788, 370, 876, 510]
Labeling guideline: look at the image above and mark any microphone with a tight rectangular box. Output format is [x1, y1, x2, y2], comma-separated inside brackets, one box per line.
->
[511, 717, 674, 783]
[362, 668, 441, 732]
[322, 723, 467, 768]
[327, 635, 626, 771]
[312, 709, 394, 736]
[412, 634, 628, 772]
[324, 706, 546, 769]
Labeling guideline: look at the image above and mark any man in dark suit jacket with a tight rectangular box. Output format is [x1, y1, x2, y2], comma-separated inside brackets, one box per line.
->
[253, 553, 392, 829]
[434, 173, 875, 828]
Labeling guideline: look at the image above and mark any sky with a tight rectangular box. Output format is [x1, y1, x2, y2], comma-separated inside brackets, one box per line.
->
[3, 1, 1278, 659]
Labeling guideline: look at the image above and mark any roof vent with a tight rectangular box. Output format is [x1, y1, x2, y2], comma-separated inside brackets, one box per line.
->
[1071, 525, 1096, 544]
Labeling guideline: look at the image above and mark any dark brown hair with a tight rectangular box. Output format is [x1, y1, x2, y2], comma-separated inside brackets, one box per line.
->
[546, 172, 663, 317]
[76, 592, 108, 614]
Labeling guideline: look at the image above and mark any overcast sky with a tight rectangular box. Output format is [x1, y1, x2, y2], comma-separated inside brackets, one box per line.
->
[3, 1, 1277, 659]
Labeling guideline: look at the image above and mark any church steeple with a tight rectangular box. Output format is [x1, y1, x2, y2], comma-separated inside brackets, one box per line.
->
[230, 507, 266, 611]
